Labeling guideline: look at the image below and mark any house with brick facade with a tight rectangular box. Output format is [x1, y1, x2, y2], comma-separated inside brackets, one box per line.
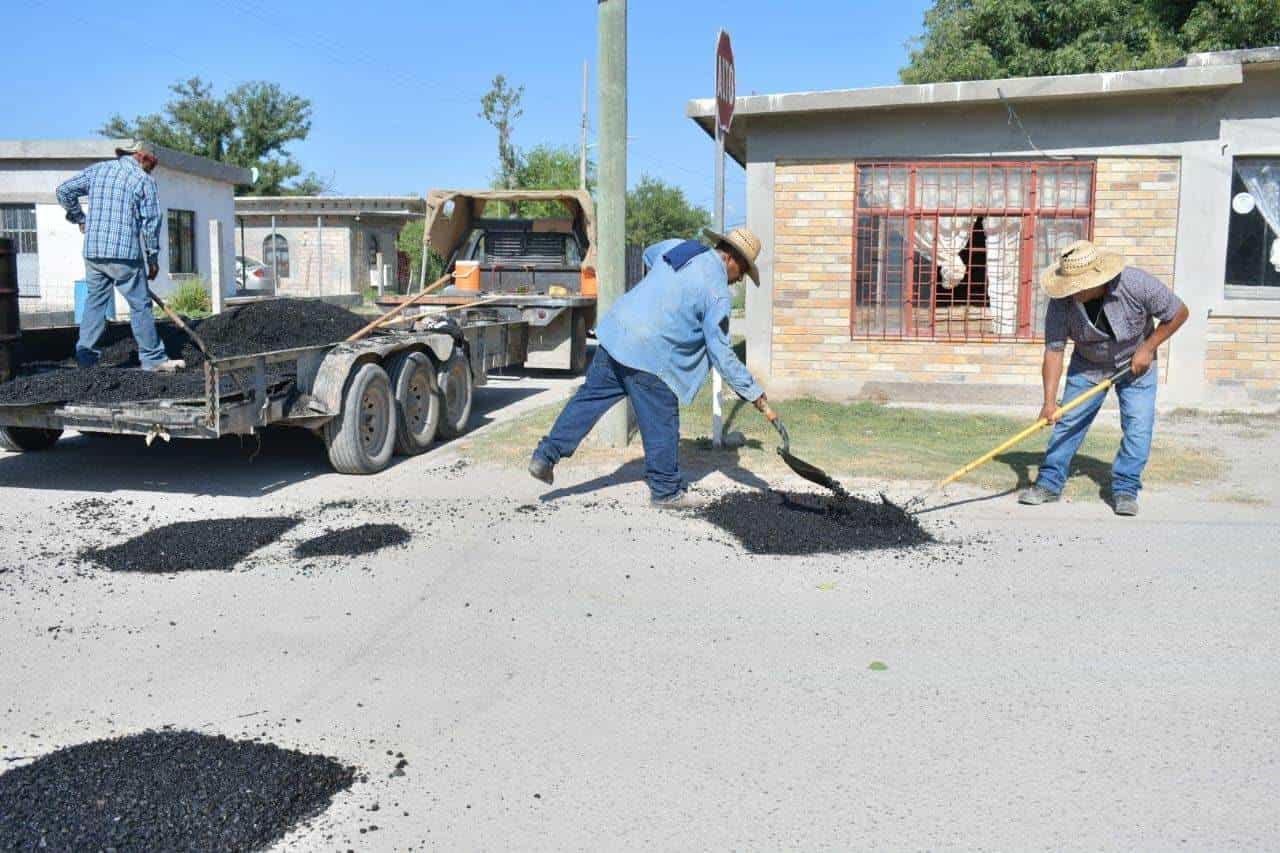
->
[234, 196, 425, 302]
[687, 47, 1280, 408]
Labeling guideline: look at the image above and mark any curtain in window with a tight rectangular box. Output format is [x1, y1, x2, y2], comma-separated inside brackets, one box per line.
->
[984, 217, 1022, 336]
[913, 217, 974, 288]
[1236, 161, 1280, 272]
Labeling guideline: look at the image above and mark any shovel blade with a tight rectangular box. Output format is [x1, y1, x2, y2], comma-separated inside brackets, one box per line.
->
[777, 448, 848, 499]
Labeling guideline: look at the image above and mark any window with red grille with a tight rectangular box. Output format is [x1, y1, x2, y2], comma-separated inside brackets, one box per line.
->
[852, 161, 1095, 341]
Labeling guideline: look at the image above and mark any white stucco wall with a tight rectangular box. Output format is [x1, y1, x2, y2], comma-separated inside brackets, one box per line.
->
[0, 156, 239, 319]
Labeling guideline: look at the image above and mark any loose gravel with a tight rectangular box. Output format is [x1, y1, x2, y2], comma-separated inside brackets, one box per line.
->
[0, 730, 354, 852]
[696, 490, 934, 555]
[0, 299, 368, 406]
[84, 517, 300, 573]
[293, 523, 412, 559]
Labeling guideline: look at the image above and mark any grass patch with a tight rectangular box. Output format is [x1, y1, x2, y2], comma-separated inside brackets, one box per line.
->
[463, 383, 1223, 498]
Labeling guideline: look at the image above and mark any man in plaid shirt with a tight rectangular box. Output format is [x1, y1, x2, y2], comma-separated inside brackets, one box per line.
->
[56, 141, 182, 372]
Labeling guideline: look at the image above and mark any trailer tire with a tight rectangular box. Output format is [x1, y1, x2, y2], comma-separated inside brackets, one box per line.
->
[569, 309, 588, 373]
[0, 426, 63, 452]
[435, 352, 473, 439]
[389, 350, 440, 455]
[325, 362, 397, 474]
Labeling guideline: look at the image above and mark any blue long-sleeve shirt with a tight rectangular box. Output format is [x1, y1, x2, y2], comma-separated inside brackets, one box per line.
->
[55, 156, 161, 263]
[595, 238, 764, 406]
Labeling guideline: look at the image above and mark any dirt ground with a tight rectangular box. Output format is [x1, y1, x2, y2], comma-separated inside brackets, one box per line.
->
[1, 393, 1277, 850]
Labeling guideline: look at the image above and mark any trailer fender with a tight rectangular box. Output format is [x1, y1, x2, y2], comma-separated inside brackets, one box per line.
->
[309, 340, 455, 417]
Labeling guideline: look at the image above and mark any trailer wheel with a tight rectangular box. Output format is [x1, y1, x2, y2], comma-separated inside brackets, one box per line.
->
[389, 350, 440, 455]
[569, 309, 588, 373]
[435, 352, 473, 439]
[325, 362, 397, 474]
[0, 426, 63, 452]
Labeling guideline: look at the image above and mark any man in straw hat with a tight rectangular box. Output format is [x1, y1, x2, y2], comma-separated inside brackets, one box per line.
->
[1019, 240, 1188, 515]
[528, 227, 785, 507]
[55, 141, 183, 373]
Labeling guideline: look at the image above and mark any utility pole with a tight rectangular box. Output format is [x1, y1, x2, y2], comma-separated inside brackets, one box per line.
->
[596, 0, 628, 447]
[579, 59, 589, 190]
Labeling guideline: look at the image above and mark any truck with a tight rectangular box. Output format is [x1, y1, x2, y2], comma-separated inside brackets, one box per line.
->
[377, 189, 598, 373]
[0, 310, 527, 475]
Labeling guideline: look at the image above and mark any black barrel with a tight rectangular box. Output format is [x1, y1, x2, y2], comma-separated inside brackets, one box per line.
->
[0, 237, 20, 383]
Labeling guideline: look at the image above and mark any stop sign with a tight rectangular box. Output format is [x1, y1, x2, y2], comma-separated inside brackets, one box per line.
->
[716, 30, 735, 136]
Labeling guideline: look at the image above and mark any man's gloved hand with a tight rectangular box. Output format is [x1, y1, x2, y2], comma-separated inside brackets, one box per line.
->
[146, 260, 159, 282]
[754, 393, 789, 451]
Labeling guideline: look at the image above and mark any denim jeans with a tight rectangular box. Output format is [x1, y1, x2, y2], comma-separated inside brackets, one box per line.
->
[77, 258, 167, 369]
[535, 347, 683, 498]
[1036, 365, 1158, 497]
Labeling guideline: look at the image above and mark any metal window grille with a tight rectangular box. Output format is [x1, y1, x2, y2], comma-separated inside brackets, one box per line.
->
[167, 209, 196, 275]
[0, 204, 40, 297]
[851, 161, 1095, 341]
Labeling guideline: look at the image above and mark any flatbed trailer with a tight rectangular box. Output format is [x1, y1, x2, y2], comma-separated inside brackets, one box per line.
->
[0, 312, 527, 475]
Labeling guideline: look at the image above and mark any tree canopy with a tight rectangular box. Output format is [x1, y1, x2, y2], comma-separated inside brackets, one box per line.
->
[625, 175, 711, 248]
[101, 77, 325, 195]
[479, 74, 525, 191]
[900, 0, 1280, 84]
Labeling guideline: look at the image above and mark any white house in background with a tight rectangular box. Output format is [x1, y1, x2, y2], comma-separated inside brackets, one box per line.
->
[234, 196, 426, 301]
[0, 139, 251, 325]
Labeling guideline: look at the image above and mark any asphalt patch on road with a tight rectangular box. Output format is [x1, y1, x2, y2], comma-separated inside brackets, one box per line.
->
[84, 517, 300, 573]
[0, 299, 368, 406]
[293, 523, 412, 559]
[0, 729, 354, 852]
[696, 490, 934, 555]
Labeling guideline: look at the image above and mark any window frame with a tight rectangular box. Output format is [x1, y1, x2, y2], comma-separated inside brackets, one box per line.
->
[850, 160, 1096, 342]
[263, 234, 290, 278]
[0, 203, 40, 297]
[166, 209, 197, 276]
[1223, 156, 1280, 301]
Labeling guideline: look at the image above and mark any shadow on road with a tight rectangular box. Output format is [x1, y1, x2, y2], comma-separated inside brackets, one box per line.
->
[995, 450, 1114, 499]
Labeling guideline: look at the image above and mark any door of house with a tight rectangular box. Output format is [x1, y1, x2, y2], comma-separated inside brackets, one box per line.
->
[0, 205, 39, 297]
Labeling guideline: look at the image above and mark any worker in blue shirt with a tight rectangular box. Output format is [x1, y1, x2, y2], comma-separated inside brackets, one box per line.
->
[55, 141, 182, 372]
[529, 226, 785, 507]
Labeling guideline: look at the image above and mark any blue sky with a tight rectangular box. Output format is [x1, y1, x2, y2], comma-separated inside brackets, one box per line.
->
[6, 0, 932, 224]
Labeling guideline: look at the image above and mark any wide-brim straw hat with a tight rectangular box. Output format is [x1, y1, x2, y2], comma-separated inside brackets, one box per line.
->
[114, 140, 154, 158]
[1040, 239, 1126, 298]
[703, 226, 762, 284]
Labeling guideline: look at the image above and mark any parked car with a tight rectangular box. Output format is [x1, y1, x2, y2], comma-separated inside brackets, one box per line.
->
[235, 256, 277, 295]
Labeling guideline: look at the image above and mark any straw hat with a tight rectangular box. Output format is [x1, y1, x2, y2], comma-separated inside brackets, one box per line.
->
[1039, 239, 1126, 299]
[703, 226, 762, 284]
[114, 140, 154, 158]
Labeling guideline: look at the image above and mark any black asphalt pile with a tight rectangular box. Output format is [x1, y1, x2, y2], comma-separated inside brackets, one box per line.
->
[176, 299, 368, 368]
[0, 729, 354, 852]
[294, 523, 412, 558]
[0, 299, 368, 406]
[84, 517, 300, 573]
[696, 490, 934, 555]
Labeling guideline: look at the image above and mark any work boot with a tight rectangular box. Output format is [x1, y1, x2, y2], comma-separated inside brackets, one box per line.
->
[528, 454, 554, 486]
[650, 488, 701, 510]
[145, 359, 186, 374]
[1018, 483, 1060, 505]
[1113, 494, 1139, 516]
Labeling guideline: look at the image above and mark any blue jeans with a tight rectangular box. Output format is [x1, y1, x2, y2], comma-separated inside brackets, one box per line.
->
[535, 347, 683, 498]
[1036, 365, 1158, 497]
[77, 258, 167, 369]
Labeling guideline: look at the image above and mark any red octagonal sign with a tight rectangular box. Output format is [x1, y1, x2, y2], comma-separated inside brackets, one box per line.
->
[716, 30, 735, 136]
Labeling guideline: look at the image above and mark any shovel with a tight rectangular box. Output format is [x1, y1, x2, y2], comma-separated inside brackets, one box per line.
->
[902, 361, 1133, 513]
[769, 415, 850, 500]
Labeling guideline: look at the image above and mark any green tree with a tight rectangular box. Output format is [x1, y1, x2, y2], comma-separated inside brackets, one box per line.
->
[506, 144, 594, 218]
[900, 0, 1280, 84]
[101, 76, 324, 195]
[478, 74, 525, 190]
[396, 218, 445, 289]
[625, 175, 712, 248]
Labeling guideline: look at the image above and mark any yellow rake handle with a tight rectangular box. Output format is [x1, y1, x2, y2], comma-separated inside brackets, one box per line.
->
[936, 364, 1132, 490]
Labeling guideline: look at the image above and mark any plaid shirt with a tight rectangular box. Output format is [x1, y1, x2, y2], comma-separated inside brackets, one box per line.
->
[56, 156, 161, 262]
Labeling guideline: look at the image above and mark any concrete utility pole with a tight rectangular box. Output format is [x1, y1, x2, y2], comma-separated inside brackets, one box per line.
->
[596, 0, 628, 447]
[579, 59, 589, 190]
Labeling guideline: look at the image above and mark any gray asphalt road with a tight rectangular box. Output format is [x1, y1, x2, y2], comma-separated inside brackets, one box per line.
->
[1, 390, 1277, 850]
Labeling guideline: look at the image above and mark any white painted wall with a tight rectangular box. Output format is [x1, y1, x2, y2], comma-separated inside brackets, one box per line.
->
[0, 157, 238, 319]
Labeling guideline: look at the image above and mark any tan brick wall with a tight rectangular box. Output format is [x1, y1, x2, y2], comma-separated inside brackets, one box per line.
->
[1204, 317, 1280, 400]
[770, 157, 1181, 398]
